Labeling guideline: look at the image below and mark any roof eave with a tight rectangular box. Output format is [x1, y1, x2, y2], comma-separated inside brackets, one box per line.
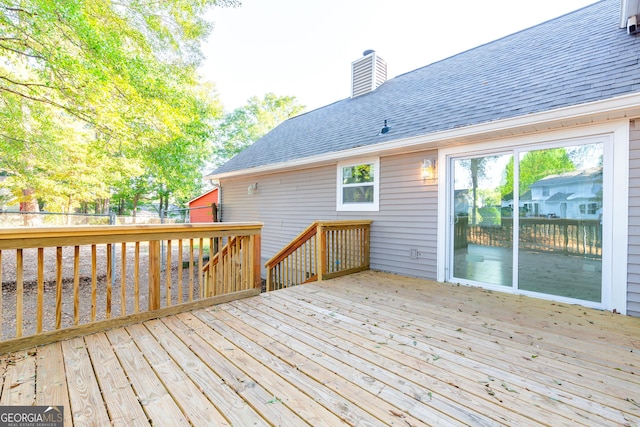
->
[206, 92, 640, 181]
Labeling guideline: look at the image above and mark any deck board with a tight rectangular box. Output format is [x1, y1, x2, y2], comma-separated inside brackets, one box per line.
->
[0, 350, 35, 406]
[84, 332, 148, 427]
[105, 327, 190, 426]
[125, 322, 230, 426]
[35, 342, 74, 427]
[1, 271, 639, 426]
[62, 337, 111, 426]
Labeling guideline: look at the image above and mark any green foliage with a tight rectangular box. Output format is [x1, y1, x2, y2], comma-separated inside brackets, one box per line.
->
[211, 92, 305, 166]
[0, 0, 234, 213]
[500, 148, 575, 199]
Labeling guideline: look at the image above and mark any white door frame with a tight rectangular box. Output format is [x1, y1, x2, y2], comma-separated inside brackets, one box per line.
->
[436, 121, 629, 313]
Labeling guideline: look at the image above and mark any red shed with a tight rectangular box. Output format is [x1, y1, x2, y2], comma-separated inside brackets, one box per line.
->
[187, 188, 219, 223]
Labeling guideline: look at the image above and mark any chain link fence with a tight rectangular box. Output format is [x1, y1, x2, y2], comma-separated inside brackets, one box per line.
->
[0, 204, 219, 227]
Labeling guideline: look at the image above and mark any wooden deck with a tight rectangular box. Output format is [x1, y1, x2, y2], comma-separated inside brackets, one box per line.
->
[1, 270, 639, 426]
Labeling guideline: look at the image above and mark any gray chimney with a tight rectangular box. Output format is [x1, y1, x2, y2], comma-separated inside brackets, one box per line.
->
[351, 50, 387, 98]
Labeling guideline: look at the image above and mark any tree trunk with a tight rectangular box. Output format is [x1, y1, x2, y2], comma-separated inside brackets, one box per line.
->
[20, 188, 42, 226]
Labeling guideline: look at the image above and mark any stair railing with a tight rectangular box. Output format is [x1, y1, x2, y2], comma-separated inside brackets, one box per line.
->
[265, 220, 372, 291]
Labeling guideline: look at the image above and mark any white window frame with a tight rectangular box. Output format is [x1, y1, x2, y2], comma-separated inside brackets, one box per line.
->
[336, 158, 380, 211]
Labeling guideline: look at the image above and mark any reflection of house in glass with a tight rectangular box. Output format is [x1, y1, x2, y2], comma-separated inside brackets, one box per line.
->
[521, 167, 602, 219]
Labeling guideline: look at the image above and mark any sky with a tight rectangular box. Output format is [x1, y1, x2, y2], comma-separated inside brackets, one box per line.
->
[201, 0, 599, 113]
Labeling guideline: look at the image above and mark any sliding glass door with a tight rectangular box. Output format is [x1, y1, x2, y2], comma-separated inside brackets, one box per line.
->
[449, 141, 604, 303]
[452, 154, 513, 287]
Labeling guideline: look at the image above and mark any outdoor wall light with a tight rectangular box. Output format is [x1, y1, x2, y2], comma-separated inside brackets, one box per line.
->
[247, 183, 258, 195]
[421, 157, 436, 180]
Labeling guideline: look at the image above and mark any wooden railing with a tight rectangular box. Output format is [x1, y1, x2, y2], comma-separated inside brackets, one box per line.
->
[202, 234, 261, 296]
[265, 220, 372, 291]
[0, 222, 262, 353]
[455, 216, 601, 257]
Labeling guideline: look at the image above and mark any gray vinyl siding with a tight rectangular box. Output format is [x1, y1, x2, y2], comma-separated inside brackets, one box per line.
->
[219, 165, 337, 269]
[372, 152, 438, 279]
[219, 150, 438, 280]
[627, 119, 640, 316]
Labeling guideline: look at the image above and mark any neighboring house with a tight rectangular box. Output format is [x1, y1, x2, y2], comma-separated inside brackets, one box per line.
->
[207, 0, 640, 316]
[187, 188, 219, 223]
[526, 167, 603, 220]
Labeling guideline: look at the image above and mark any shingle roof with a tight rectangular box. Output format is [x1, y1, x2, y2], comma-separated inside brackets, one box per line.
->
[211, 0, 640, 175]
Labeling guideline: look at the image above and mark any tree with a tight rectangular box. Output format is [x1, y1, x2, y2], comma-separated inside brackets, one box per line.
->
[500, 148, 575, 200]
[0, 0, 235, 217]
[210, 92, 305, 167]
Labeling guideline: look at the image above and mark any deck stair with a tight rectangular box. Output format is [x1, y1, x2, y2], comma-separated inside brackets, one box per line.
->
[264, 220, 372, 291]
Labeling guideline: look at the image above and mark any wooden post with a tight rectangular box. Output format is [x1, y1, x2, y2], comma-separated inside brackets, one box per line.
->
[16, 248, 23, 337]
[148, 240, 161, 310]
[317, 223, 326, 281]
[211, 203, 218, 222]
[253, 234, 261, 290]
[364, 224, 371, 270]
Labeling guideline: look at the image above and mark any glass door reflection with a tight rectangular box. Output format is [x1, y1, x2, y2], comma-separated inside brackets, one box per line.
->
[452, 154, 513, 287]
[517, 144, 603, 302]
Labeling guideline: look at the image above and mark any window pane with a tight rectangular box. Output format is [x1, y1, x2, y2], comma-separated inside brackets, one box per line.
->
[343, 186, 374, 203]
[452, 154, 513, 287]
[518, 143, 603, 302]
[343, 164, 374, 184]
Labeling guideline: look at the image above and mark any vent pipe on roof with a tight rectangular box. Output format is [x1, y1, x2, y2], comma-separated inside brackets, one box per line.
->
[351, 50, 387, 98]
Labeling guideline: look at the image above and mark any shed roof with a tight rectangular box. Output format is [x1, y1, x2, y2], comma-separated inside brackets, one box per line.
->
[211, 0, 640, 176]
[187, 187, 219, 205]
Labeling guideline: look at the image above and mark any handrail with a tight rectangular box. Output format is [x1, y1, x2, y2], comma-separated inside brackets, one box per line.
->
[0, 222, 262, 353]
[202, 234, 261, 297]
[265, 220, 372, 291]
[265, 222, 318, 267]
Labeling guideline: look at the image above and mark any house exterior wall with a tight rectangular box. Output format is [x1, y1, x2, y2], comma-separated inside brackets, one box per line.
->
[627, 119, 640, 316]
[220, 150, 438, 279]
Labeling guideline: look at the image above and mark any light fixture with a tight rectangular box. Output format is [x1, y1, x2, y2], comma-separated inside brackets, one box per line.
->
[247, 183, 258, 195]
[421, 157, 436, 180]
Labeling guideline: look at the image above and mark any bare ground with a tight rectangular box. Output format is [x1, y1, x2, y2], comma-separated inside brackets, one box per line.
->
[1, 244, 204, 340]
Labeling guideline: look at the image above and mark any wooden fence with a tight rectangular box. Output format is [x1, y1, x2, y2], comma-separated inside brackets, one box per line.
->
[456, 216, 601, 257]
[0, 223, 261, 352]
[265, 220, 372, 291]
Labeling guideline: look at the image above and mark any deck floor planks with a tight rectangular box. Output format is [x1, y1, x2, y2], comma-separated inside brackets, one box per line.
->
[105, 327, 190, 426]
[156, 312, 306, 426]
[124, 322, 230, 426]
[239, 291, 553, 427]
[61, 337, 111, 426]
[287, 277, 640, 425]
[139, 321, 264, 425]
[0, 356, 4, 401]
[315, 277, 640, 408]
[346, 274, 638, 372]
[0, 350, 35, 406]
[268, 289, 582, 426]
[187, 308, 408, 427]
[35, 342, 73, 427]
[172, 313, 350, 426]
[83, 332, 149, 427]
[227, 297, 478, 426]
[284, 281, 637, 425]
[1, 271, 639, 426]
[316, 275, 640, 383]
